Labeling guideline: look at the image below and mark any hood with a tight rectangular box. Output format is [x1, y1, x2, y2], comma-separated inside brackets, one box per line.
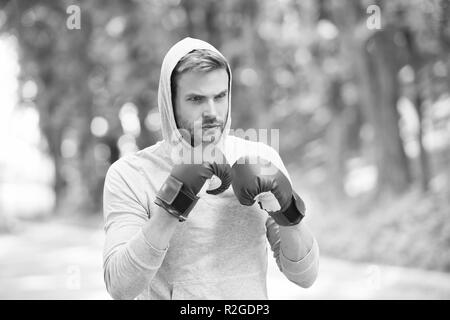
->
[157, 37, 232, 154]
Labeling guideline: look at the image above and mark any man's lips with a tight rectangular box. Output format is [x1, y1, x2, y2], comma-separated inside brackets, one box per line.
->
[202, 124, 221, 129]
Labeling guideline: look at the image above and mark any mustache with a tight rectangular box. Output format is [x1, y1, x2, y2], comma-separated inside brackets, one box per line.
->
[200, 118, 224, 128]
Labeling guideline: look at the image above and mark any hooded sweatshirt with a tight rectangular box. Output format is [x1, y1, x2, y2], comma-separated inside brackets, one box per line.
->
[102, 37, 319, 300]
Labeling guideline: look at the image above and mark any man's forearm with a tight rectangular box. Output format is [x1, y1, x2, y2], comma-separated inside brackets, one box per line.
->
[277, 220, 319, 288]
[141, 205, 181, 250]
[104, 206, 180, 299]
[278, 221, 314, 261]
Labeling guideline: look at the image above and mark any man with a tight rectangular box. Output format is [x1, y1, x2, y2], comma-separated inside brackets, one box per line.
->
[102, 37, 319, 300]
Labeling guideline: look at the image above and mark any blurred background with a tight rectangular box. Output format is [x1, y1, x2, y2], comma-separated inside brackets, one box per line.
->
[0, 0, 449, 299]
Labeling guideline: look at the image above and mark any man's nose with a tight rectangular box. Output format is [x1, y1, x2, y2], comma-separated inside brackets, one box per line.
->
[203, 98, 217, 116]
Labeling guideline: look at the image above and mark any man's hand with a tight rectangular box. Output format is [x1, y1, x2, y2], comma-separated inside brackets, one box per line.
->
[231, 156, 305, 226]
[155, 148, 232, 221]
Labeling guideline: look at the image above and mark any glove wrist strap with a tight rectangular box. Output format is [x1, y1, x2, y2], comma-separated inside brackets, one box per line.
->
[270, 191, 305, 226]
[154, 175, 199, 222]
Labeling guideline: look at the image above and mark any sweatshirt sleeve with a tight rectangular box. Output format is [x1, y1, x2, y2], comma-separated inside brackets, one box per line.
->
[102, 160, 168, 300]
[266, 216, 319, 288]
[256, 141, 319, 287]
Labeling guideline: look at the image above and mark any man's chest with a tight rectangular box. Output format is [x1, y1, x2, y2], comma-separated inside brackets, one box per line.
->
[157, 189, 269, 279]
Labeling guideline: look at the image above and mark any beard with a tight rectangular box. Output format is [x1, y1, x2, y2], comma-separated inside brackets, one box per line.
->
[177, 116, 225, 147]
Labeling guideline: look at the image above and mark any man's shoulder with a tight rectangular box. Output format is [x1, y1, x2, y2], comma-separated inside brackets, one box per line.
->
[106, 140, 166, 178]
[136, 140, 167, 158]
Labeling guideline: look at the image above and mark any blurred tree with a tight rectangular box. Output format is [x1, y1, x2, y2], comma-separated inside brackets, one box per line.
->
[398, 10, 431, 191]
[325, 0, 412, 195]
[1, 0, 85, 211]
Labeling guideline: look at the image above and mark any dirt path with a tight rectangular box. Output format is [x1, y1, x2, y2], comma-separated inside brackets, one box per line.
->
[1, 218, 449, 300]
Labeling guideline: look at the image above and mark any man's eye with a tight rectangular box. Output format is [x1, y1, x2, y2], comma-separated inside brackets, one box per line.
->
[188, 96, 203, 103]
[215, 93, 226, 100]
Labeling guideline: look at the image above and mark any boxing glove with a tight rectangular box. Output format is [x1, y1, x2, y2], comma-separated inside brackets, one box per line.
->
[155, 148, 232, 221]
[231, 156, 305, 226]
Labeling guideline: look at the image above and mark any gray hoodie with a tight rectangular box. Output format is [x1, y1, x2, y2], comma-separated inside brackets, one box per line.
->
[102, 37, 319, 300]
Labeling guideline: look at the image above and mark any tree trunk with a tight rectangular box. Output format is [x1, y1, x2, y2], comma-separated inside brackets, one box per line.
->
[328, 0, 411, 195]
[401, 25, 432, 192]
[369, 30, 412, 194]
[40, 118, 67, 212]
[413, 67, 431, 192]
[326, 78, 348, 201]
[439, 0, 450, 92]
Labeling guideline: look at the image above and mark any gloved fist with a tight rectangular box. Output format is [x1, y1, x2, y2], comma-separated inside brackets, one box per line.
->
[155, 148, 232, 221]
[231, 156, 305, 226]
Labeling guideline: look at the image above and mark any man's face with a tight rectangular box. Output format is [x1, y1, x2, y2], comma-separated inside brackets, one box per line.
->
[173, 69, 229, 146]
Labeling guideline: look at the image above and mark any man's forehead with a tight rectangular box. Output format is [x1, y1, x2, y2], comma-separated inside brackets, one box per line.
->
[177, 69, 228, 94]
